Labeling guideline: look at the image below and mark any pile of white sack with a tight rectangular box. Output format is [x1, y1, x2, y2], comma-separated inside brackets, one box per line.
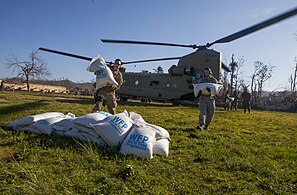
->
[8, 110, 170, 159]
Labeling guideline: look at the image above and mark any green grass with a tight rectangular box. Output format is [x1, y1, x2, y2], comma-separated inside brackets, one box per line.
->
[0, 91, 296, 194]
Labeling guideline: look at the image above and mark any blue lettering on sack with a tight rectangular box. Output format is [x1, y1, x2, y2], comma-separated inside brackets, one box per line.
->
[109, 116, 129, 134]
[96, 69, 107, 79]
[126, 133, 149, 151]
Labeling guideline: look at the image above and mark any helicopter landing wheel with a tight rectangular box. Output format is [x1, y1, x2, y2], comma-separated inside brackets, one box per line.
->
[172, 99, 180, 106]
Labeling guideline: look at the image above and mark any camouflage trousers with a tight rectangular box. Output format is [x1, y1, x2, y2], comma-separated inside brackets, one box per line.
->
[92, 90, 117, 114]
[199, 95, 216, 126]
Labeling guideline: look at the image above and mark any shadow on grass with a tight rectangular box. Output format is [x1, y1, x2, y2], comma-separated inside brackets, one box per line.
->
[31, 93, 94, 105]
[0, 100, 47, 117]
[118, 100, 173, 107]
[53, 98, 94, 105]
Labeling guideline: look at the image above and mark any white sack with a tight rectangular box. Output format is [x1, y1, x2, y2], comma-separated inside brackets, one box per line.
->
[193, 83, 222, 97]
[153, 138, 170, 157]
[130, 112, 170, 140]
[8, 112, 65, 130]
[22, 113, 74, 135]
[74, 125, 99, 138]
[120, 126, 156, 159]
[64, 129, 106, 147]
[91, 110, 134, 147]
[52, 118, 76, 132]
[226, 97, 235, 103]
[73, 112, 111, 129]
[87, 56, 118, 90]
[87, 55, 106, 72]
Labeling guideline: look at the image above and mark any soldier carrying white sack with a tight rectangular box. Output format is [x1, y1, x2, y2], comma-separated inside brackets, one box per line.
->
[196, 67, 218, 131]
[92, 59, 123, 114]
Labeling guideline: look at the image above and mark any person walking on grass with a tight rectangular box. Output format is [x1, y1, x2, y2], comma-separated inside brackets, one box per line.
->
[196, 67, 218, 131]
[92, 59, 123, 114]
[241, 87, 251, 114]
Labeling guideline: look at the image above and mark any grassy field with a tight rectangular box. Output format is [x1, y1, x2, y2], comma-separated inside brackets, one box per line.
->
[0, 91, 296, 194]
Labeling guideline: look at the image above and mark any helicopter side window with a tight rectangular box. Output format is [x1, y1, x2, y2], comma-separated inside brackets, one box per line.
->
[135, 80, 139, 85]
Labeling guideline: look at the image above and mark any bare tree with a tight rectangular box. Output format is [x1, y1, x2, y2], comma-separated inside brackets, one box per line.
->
[289, 74, 294, 91]
[226, 54, 245, 94]
[293, 58, 297, 92]
[6, 50, 51, 91]
[256, 62, 275, 98]
[234, 56, 245, 92]
[154, 66, 164, 74]
[221, 62, 229, 94]
[251, 61, 262, 102]
[229, 54, 237, 94]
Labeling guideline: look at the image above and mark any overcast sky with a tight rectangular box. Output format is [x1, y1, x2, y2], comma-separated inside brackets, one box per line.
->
[0, 0, 296, 91]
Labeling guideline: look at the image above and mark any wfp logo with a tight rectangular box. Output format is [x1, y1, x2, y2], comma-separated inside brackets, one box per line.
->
[126, 133, 149, 151]
[96, 69, 107, 79]
[109, 116, 129, 134]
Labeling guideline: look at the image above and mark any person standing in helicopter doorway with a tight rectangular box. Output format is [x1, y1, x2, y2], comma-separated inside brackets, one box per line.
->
[92, 59, 123, 114]
[196, 67, 218, 131]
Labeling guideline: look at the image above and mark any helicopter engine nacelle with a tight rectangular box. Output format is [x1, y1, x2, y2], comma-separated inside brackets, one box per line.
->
[168, 65, 195, 76]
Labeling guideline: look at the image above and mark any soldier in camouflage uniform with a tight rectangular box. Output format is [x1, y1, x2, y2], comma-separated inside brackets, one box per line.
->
[197, 67, 218, 131]
[241, 87, 251, 114]
[92, 59, 123, 114]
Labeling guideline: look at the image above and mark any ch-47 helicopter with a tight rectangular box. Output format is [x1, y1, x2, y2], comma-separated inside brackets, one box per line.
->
[39, 6, 297, 105]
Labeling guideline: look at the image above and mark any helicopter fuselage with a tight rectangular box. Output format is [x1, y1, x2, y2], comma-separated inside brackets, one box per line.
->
[117, 48, 222, 103]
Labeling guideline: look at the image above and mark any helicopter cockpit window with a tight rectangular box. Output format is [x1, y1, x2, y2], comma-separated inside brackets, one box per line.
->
[135, 80, 139, 85]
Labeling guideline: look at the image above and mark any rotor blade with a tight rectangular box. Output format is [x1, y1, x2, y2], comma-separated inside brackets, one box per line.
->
[39, 47, 93, 61]
[101, 39, 198, 49]
[122, 57, 181, 65]
[222, 63, 231, 72]
[123, 56, 231, 72]
[207, 6, 297, 47]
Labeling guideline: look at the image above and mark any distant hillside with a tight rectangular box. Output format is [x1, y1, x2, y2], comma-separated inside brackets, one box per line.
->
[3, 77, 93, 91]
